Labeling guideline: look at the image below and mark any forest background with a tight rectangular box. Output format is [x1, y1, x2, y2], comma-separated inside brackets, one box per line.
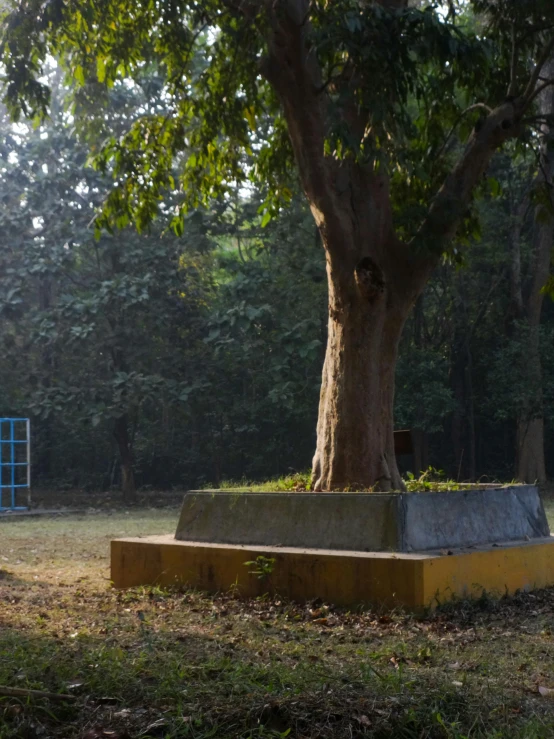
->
[1, 62, 553, 500]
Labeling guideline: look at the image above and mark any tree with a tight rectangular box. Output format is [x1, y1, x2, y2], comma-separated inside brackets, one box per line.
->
[2, 0, 554, 490]
[509, 59, 554, 483]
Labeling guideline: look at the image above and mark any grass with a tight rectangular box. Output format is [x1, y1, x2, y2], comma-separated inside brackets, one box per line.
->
[203, 472, 312, 492]
[1, 507, 554, 737]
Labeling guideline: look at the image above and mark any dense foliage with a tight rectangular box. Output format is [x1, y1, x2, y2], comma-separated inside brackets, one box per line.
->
[0, 85, 328, 492]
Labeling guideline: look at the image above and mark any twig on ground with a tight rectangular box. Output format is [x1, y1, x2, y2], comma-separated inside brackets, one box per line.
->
[0, 685, 77, 702]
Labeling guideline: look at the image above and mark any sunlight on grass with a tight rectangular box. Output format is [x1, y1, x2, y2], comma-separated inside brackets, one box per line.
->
[0, 510, 179, 589]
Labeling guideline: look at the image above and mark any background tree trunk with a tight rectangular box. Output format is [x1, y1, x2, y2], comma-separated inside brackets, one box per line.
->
[113, 414, 136, 502]
[450, 279, 473, 481]
[511, 58, 554, 484]
[517, 418, 546, 483]
[411, 429, 429, 476]
[411, 296, 429, 475]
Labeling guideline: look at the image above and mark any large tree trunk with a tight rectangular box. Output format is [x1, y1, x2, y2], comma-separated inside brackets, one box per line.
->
[113, 414, 136, 502]
[311, 265, 410, 491]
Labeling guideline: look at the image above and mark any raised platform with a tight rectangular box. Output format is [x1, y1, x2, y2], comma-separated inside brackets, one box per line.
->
[111, 534, 554, 609]
[111, 487, 554, 609]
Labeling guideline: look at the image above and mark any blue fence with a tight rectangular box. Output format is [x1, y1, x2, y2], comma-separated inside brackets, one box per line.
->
[0, 418, 30, 511]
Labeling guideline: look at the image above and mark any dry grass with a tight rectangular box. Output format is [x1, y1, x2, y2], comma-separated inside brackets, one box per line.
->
[1, 506, 554, 738]
[0, 509, 178, 590]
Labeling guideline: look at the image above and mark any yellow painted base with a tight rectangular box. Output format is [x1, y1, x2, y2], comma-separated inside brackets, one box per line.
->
[110, 535, 554, 609]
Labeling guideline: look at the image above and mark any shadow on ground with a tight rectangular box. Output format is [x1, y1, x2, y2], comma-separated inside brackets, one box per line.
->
[1, 587, 554, 738]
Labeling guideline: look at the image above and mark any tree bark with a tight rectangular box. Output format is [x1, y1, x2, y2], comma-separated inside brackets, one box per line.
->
[311, 262, 411, 490]
[113, 414, 136, 502]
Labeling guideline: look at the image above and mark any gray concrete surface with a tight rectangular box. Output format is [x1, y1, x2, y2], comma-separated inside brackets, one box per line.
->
[403, 487, 549, 551]
[174, 486, 550, 552]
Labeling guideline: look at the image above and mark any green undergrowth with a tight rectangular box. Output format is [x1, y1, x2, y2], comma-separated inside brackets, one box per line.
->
[1, 512, 554, 737]
[403, 468, 517, 493]
[207, 468, 517, 494]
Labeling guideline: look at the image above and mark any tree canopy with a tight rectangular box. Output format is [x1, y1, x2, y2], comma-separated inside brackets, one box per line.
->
[1, 0, 552, 240]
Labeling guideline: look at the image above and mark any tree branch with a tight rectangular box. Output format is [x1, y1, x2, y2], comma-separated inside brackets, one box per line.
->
[433, 103, 493, 165]
[523, 79, 554, 112]
[260, 0, 402, 269]
[0, 685, 76, 702]
[522, 36, 554, 105]
[413, 101, 522, 257]
[260, 0, 353, 258]
[507, 24, 520, 97]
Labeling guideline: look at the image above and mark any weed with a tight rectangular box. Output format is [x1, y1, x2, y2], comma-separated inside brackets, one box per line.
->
[244, 555, 276, 580]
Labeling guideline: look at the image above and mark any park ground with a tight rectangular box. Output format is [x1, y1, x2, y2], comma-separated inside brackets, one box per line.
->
[1, 501, 554, 738]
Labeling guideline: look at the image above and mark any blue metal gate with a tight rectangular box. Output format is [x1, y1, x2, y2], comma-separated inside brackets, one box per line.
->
[0, 418, 31, 511]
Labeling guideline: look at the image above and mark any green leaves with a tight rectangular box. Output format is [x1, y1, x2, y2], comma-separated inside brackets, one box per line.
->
[0, 0, 263, 227]
[0, 74, 216, 467]
[74, 65, 85, 86]
[96, 57, 107, 84]
[260, 211, 272, 229]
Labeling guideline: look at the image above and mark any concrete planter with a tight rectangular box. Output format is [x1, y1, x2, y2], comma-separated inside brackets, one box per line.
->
[175, 486, 549, 552]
